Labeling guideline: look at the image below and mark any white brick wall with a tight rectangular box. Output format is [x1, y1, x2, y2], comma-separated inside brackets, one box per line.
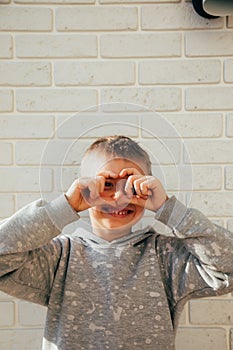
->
[100, 33, 182, 57]
[0, 1, 233, 349]
[0, 7, 52, 31]
[16, 34, 98, 58]
[141, 3, 224, 30]
[56, 6, 138, 31]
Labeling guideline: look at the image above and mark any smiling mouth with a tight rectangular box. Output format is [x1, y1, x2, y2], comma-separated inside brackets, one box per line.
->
[101, 205, 134, 217]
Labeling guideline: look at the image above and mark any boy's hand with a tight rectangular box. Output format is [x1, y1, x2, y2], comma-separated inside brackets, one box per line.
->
[65, 171, 117, 212]
[120, 168, 168, 212]
[65, 168, 167, 213]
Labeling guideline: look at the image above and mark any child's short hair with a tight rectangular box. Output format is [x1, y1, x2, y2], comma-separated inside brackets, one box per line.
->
[83, 135, 152, 175]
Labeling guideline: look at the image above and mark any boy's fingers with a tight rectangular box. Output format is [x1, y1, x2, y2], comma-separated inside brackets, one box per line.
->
[140, 178, 154, 196]
[119, 168, 142, 178]
[125, 176, 154, 200]
[75, 177, 87, 189]
[97, 170, 118, 179]
[95, 175, 106, 194]
[133, 178, 149, 199]
[125, 175, 149, 197]
[78, 176, 103, 202]
[130, 194, 148, 208]
[124, 175, 140, 196]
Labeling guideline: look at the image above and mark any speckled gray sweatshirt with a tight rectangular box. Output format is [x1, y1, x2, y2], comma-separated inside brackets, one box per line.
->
[0, 195, 233, 350]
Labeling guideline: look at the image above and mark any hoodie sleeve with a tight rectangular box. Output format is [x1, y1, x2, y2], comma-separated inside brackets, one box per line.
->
[0, 194, 79, 305]
[155, 196, 233, 327]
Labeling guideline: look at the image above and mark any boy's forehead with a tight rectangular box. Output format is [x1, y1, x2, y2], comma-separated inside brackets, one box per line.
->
[81, 151, 146, 176]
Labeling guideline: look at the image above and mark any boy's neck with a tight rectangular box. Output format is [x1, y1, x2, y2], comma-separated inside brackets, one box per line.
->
[92, 226, 132, 242]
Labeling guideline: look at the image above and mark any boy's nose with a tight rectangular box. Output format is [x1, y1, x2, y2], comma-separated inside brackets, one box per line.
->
[112, 179, 131, 205]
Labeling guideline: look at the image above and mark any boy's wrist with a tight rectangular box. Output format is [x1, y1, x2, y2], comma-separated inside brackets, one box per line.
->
[45, 194, 80, 231]
[155, 195, 169, 212]
[154, 196, 187, 229]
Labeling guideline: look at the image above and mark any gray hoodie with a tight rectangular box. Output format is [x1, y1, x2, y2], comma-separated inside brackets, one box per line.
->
[0, 195, 233, 350]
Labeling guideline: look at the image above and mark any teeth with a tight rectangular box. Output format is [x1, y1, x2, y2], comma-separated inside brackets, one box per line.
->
[102, 206, 131, 215]
[114, 210, 128, 215]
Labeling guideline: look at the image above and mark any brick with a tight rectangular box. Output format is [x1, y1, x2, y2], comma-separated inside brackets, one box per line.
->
[101, 88, 181, 112]
[228, 219, 233, 232]
[16, 193, 49, 210]
[18, 302, 46, 326]
[152, 165, 221, 191]
[184, 140, 233, 164]
[0, 168, 53, 192]
[0, 142, 12, 165]
[58, 167, 80, 192]
[141, 113, 222, 138]
[15, 0, 93, 3]
[101, 0, 180, 3]
[0, 62, 51, 86]
[57, 140, 90, 165]
[139, 60, 220, 85]
[186, 31, 233, 57]
[190, 300, 233, 324]
[100, 33, 181, 58]
[176, 327, 227, 350]
[0, 329, 43, 350]
[142, 139, 181, 165]
[141, 3, 223, 30]
[191, 166, 222, 190]
[225, 166, 233, 189]
[16, 89, 97, 112]
[0, 115, 54, 139]
[15, 141, 46, 165]
[186, 87, 233, 111]
[0, 35, 13, 58]
[57, 113, 139, 138]
[15, 140, 90, 165]
[224, 59, 233, 83]
[0, 194, 14, 218]
[0, 291, 13, 299]
[0, 7, 52, 31]
[55, 61, 135, 86]
[228, 16, 233, 28]
[16, 34, 97, 58]
[189, 192, 233, 217]
[0, 90, 13, 112]
[0, 301, 15, 326]
[226, 114, 233, 137]
[56, 6, 138, 31]
[179, 305, 187, 325]
[229, 329, 233, 350]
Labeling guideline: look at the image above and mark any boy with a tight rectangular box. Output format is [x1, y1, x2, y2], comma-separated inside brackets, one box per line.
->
[0, 135, 233, 350]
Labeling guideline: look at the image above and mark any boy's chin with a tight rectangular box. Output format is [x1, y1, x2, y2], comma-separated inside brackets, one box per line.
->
[89, 208, 144, 239]
[101, 215, 142, 231]
[95, 223, 133, 240]
[91, 218, 142, 241]
[104, 224, 132, 233]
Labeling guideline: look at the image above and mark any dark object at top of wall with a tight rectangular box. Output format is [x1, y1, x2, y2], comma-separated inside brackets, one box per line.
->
[192, 0, 233, 19]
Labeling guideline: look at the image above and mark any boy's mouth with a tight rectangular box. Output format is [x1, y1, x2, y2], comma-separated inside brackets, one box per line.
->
[100, 205, 134, 217]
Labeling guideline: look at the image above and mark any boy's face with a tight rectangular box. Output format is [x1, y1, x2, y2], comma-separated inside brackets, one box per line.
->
[81, 151, 147, 240]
